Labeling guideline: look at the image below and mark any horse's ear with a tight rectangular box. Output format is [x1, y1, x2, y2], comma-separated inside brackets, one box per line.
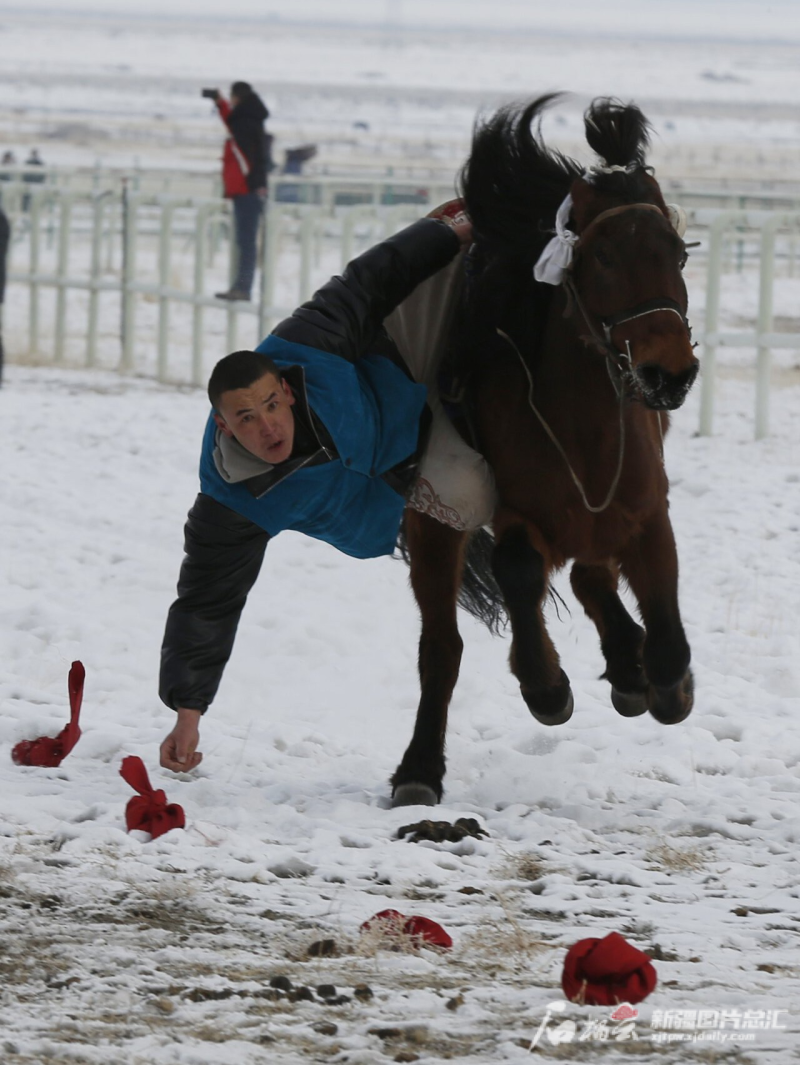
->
[666, 204, 688, 237]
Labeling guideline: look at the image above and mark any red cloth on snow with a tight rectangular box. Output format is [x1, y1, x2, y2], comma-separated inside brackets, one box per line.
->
[12, 661, 85, 767]
[562, 931, 657, 1006]
[120, 756, 185, 838]
[360, 908, 452, 949]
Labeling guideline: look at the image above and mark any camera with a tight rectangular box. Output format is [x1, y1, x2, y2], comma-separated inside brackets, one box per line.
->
[201, 88, 218, 100]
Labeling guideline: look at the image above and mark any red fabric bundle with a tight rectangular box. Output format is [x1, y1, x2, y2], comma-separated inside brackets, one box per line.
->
[12, 661, 85, 767]
[562, 931, 657, 1006]
[403, 915, 453, 949]
[360, 908, 452, 949]
[120, 755, 185, 839]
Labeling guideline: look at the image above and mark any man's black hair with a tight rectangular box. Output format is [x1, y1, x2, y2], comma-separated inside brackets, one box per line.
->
[231, 81, 253, 101]
[208, 349, 282, 411]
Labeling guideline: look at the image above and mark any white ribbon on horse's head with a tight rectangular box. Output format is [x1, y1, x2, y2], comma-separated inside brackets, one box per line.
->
[533, 192, 578, 286]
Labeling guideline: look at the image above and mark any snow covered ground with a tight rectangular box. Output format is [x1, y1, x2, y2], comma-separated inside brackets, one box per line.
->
[2, 3, 800, 1063]
[1, 360, 799, 1063]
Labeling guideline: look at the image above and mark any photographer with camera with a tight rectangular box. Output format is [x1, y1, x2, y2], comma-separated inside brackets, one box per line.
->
[203, 82, 271, 302]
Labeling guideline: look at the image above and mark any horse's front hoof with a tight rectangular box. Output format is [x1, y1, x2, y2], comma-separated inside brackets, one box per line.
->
[521, 670, 574, 725]
[647, 670, 694, 724]
[611, 686, 649, 717]
[391, 783, 439, 808]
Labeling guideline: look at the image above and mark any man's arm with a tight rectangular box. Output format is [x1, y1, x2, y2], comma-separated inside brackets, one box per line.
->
[159, 494, 269, 769]
[271, 217, 465, 362]
[214, 95, 232, 124]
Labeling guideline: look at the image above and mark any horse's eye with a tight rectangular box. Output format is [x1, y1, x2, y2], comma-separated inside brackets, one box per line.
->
[594, 247, 613, 268]
[679, 250, 689, 270]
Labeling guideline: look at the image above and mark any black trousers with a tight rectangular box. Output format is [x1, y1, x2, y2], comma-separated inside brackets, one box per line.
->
[232, 192, 263, 296]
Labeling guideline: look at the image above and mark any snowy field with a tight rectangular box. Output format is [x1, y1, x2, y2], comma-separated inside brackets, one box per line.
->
[2, 2, 800, 1063]
[1, 364, 799, 1064]
[3, 0, 800, 182]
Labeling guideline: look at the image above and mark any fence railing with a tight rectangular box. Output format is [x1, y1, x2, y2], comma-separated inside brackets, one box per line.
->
[0, 165, 459, 209]
[689, 207, 800, 439]
[4, 181, 800, 439]
[3, 184, 433, 386]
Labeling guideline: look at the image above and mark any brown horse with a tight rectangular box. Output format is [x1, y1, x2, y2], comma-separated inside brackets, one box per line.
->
[392, 96, 699, 806]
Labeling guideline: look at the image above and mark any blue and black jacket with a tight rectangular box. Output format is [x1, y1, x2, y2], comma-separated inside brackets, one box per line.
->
[160, 218, 461, 713]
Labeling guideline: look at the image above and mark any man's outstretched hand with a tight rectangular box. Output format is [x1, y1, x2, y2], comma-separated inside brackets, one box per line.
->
[160, 707, 203, 772]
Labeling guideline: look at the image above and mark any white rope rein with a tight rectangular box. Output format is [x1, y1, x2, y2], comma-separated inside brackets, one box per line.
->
[496, 327, 627, 514]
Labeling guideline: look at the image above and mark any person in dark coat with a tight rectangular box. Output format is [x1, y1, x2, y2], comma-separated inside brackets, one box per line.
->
[0, 150, 16, 182]
[209, 81, 270, 301]
[158, 207, 496, 773]
[0, 206, 9, 386]
[21, 148, 45, 211]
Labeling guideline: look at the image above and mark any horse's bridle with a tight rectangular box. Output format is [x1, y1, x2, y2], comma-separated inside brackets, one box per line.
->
[495, 202, 692, 512]
[564, 202, 692, 364]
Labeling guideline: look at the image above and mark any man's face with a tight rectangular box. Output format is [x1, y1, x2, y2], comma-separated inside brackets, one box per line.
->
[214, 372, 296, 465]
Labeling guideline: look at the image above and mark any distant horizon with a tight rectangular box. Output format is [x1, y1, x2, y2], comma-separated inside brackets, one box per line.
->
[2, 0, 799, 44]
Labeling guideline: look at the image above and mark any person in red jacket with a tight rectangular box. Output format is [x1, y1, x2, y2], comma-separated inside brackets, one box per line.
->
[208, 81, 270, 301]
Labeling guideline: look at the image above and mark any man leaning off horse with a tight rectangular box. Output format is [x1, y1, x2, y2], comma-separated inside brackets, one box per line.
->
[158, 203, 497, 771]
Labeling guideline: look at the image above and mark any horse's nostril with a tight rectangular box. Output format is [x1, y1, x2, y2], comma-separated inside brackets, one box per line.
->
[636, 363, 665, 396]
[666, 362, 699, 397]
[683, 361, 700, 391]
[636, 361, 699, 409]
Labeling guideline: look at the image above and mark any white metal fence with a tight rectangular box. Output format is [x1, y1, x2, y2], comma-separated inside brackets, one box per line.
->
[3, 176, 799, 439]
[1, 178, 453, 387]
[692, 207, 800, 439]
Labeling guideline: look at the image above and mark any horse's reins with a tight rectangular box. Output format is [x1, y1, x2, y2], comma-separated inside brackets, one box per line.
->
[497, 325, 628, 514]
[497, 202, 687, 513]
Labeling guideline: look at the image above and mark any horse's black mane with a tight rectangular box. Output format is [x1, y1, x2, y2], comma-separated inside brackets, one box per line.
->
[461, 94, 581, 263]
[461, 95, 656, 261]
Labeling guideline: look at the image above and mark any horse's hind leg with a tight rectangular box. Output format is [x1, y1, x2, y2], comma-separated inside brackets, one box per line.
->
[391, 510, 467, 807]
[492, 519, 573, 725]
[570, 562, 648, 717]
[620, 508, 693, 724]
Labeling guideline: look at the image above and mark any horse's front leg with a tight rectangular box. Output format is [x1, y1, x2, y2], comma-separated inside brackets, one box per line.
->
[391, 510, 467, 807]
[492, 516, 573, 725]
[570, 561, 648, 717]
[620, 507, 693, 724]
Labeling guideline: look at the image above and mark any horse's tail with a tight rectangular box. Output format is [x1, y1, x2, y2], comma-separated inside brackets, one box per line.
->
[458, 526, 508, 635]
[396, 521, 508, 636]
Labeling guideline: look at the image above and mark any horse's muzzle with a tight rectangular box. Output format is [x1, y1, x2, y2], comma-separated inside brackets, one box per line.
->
[634, 360, 699, 411]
